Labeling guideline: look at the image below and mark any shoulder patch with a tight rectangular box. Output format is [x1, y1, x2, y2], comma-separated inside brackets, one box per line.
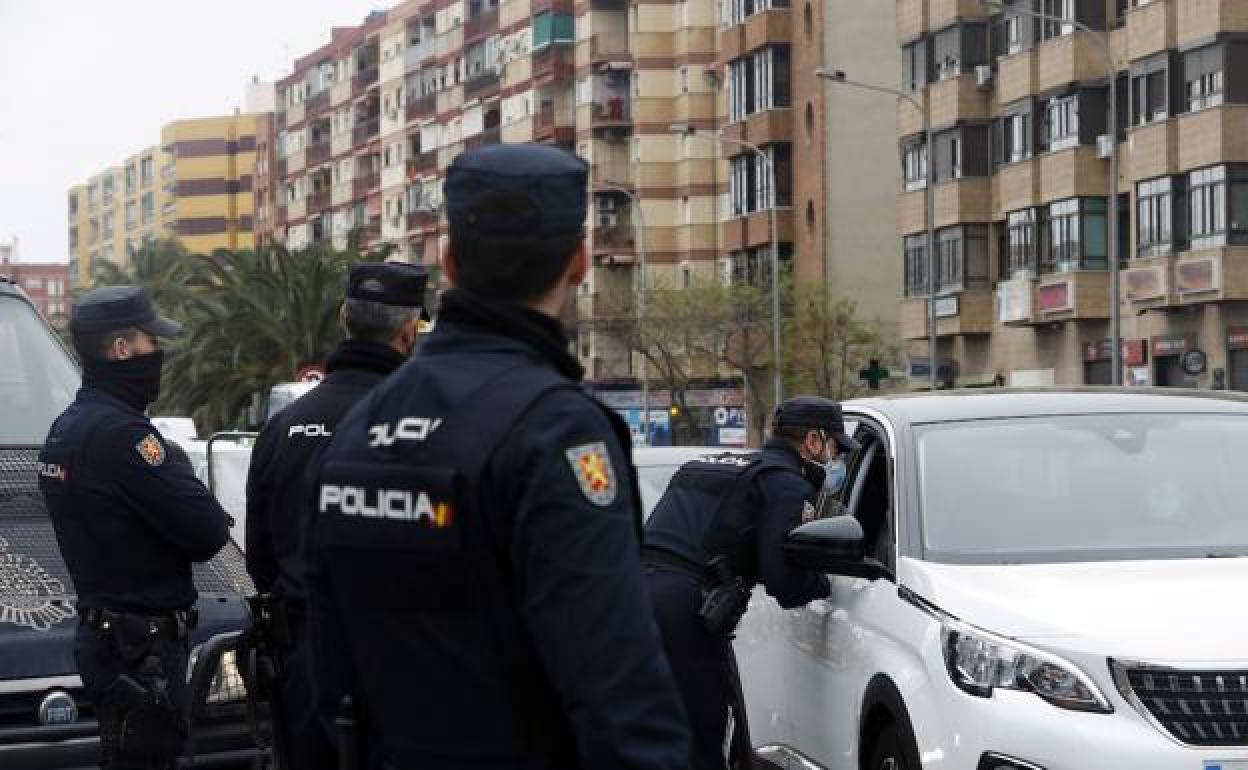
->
[564, 441, 618, 507]
[135, 434, 166, 467]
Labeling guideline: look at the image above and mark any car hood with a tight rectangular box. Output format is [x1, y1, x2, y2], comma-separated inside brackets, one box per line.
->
[899, 556, 1248, 662]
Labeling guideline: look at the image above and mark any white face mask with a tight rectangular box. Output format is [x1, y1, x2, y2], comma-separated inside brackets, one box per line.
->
[823, 457, 847, 494]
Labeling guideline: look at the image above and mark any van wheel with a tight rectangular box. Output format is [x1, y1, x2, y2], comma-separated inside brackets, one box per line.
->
[866, 723, 920, 770]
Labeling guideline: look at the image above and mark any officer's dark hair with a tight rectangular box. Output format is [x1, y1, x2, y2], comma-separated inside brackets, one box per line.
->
[72, 327, 143, 363]
[448, 190, 583, 302]
[772, 423, 820, 449]
[342, 298, 420, 344]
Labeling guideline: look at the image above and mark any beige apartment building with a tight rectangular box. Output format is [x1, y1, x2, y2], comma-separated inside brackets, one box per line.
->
[68, 148, 167, 286]
[896, 0, 1248, 388]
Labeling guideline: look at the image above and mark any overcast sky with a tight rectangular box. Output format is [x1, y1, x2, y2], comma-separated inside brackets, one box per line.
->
[0, 0, 385, 264]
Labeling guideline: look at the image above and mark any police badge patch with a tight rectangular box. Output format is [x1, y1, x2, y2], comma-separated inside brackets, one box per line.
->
[564, 442, 618, 507]
[135, 434, 166, 466]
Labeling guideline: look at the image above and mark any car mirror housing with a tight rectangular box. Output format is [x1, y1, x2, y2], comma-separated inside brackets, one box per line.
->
[784, 516, 891, 580]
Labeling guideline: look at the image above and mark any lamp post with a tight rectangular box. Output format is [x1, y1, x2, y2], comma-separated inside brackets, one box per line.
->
[598, 181, 650, 445]
[978, 0, 1121, 384]
[815, 68, 937, 390]
[670, 123, 784, 407]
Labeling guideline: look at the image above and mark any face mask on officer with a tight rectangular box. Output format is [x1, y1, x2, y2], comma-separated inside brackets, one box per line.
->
[82, 330, 165, 411]
[798, 428, 836, 487]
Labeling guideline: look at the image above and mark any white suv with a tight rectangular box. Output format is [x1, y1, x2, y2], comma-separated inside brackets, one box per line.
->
[727, 390, 1248, 770]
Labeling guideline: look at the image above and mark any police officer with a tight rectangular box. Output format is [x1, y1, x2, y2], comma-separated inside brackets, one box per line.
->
[304, 143, 691, 770]
[38, 286, 231, 769]
[643, 396, 860, 770]
[244, 261, 429, 767]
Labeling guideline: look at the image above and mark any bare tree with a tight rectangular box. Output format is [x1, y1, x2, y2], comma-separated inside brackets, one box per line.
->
[786, 283, 901, 401]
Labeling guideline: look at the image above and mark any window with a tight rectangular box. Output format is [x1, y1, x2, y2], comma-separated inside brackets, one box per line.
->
[901, 40, 928, 92]
[731, 245, 793, 287]
[1136, 177, 1177, 258]
[1006, 209, 1037, 275]
[102, 212, 114, 238]
[125, 165, 137, 195]
[1043, 94, 1079, 151]
[995, 104, 1033, 165]
[904, 235, 928, 297]
[933, 24, 987, 82]
[125, 202, 136, 231]
[902, 139, 927, 191]
[730, 154, 754, 216]
[1185, 44, 1225, 113]
[728, 45, 790, 121]
[1043, 198, 1107, 272]
[1132, 59, 1169, 126]
[995, 1, 1034, 56]
[1039, 0, 1074, 40]
[532, 12, 573, 48]
[935, 225, 990, 292]
[1189, 166, 1227, 249]
[140, 157, 154, 186]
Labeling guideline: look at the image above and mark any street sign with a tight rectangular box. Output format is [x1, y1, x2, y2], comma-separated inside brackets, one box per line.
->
[859, 359, 890, 390]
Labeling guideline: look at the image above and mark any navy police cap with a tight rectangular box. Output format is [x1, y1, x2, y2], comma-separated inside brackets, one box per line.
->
[70, 285, 183, 338]
[445, 143, 588, 238]
[347, 262, 431, 320]
[773, 396, 861, 452]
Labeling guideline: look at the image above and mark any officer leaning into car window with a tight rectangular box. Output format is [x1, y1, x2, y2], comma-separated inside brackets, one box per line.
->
[303, 143, 692, 770]
[243, 261, 429, 768]
[38, 286, 231, 770]
[643, 396, 859, 770]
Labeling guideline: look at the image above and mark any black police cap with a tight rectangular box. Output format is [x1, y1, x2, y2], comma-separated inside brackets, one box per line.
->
[70, 285, 183, 338]
[347, 262, 432, 321]
[773, 396, 861, 452]
[445, 143, 588, 238]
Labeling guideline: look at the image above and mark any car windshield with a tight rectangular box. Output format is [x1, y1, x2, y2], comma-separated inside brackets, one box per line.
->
[0, 295, 79, 445]
[916, 413, 1248, 564]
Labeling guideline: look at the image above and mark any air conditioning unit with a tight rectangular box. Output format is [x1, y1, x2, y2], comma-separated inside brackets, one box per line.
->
[975, 65, 993, 89]
[1096, 133, 1115, 159]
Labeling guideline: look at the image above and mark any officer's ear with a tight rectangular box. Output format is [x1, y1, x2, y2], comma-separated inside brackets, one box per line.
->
[441, 238, 461, 287]
[564, 237, 589, 288]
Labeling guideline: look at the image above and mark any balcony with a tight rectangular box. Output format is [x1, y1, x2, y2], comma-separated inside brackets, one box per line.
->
[591, 97, 631, 129]
[899, 289, 993, 340]
[928, 0, 990, 33]
[1123, 256, 1174, 310]
[407, 151, 438, 177]
[464, 70, 501, 100]
[996, 48, 1037, 106]
[1127, 119, 1178, 182]
[306, 89, 330, 117]
[720, 9, 790, 62]
[896, 0, 926, 43]
[353, 67, 379, 94]
[1036, 31, 1104, 94]
[721, 208, 795, 252]
[353, 172, 380, 198]
[1177, 0, 1248, 48]
[1126, 0, 1176, 61]
[464, 8, 499, 41]
[722, 108, 793, 148]
[992, 158, 1040, 216]
[407, 210, 439, 232]
[531, 45, 575, 84]
[593, 225, 637, 260]
[933, 177, 991, 229]
[1175, 247, 1248, 305]
[896, 90, 928, 138]
[406, 94, 436, 122]
[1038, 145, 1109, 201]
[535, 104, 575, 143]
[306, 141, 331, 167]
[590, 36, 632, 69]
[464, 126, 502, 151]
[1176, 106, 1248, 173]
[1033, 271, 1111, 322]
[308, 189, 330, 213]
[353, 118, 380, 146]
[928, 73, 990, 129]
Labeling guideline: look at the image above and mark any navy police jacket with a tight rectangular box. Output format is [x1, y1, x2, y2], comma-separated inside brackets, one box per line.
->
[38, 388, 230, 613]
[305, 289, 691, 770]
[645, 440, 830, 609]
[245, 339, 405, 610]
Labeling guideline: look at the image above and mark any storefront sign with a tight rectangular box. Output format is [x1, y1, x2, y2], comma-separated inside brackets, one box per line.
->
[1176, 259, 1218, 294]
[1083, 338, 1147, 365]
[1152, 334, 1194, 358]
[1227, 326, 1248, 351]
[997, 278, 1032, 323]
[932, 295, 959, 319]
[1126, 366, 1151, 386]
[1182, 349, 1208, 376]
[1037, 281, 1072, 313]
[1125, 266, 1166, 302]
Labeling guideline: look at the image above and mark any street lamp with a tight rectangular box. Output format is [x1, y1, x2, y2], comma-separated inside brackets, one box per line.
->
[597, 181, 651, 445]
[669, 123, 784, 407]
[978, 0, 1121, 384]
[815, 68, 938, 391]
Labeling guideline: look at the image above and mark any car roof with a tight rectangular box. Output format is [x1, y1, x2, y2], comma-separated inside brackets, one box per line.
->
[847, 387, 1248, 427]
[632, 446, 748, 467]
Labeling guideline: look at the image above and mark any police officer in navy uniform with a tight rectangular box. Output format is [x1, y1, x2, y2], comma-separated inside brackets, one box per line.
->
[38, 286, 231, 769]
[644, 396, 859, 770]
[244, 261, 429, 767]
[304, 143, 691, 770]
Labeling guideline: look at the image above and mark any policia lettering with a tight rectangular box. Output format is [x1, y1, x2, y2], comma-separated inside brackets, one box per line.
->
[319, 484, 454, 526]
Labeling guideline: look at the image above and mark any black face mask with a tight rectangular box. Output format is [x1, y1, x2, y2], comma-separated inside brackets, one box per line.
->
[83, 350, 165, 411]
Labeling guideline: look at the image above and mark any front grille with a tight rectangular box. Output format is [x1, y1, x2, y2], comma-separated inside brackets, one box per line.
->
[0, 686, 94, 729]
[1123, 666, 1248, 746]
[0, 448, 47, 517]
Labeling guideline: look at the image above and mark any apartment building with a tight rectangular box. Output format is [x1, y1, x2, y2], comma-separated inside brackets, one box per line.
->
[0, 238, 72, 325]
[69, 112, 268, 281]
[896, 0, 1248, 388]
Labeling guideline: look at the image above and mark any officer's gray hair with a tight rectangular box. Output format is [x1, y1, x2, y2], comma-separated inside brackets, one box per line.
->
[341, 298, 420, 344]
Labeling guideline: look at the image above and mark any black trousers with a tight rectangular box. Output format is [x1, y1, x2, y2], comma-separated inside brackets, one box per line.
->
[646, 566, 747, 770]
[74, 622, 189, 770]
[273, 628, 334, 770]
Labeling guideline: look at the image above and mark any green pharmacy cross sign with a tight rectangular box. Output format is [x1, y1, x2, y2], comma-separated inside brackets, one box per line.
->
[859, 359, 890, 390]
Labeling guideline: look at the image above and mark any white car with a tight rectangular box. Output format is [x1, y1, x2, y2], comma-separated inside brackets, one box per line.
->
[641, 391, 1248, 770]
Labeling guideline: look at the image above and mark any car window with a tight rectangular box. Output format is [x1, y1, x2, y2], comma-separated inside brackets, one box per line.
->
[0, 296, 80, 445]
[916, 413, 1248, 563]
[843, 430, 895, 571]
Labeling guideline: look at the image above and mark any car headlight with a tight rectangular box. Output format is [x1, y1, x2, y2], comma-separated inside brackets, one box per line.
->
[206, 649, 248, 705]
[941, 620, 1112, 714]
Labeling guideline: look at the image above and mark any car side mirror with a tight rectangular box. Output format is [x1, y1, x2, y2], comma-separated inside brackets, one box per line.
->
[784, 516, 891, 581]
